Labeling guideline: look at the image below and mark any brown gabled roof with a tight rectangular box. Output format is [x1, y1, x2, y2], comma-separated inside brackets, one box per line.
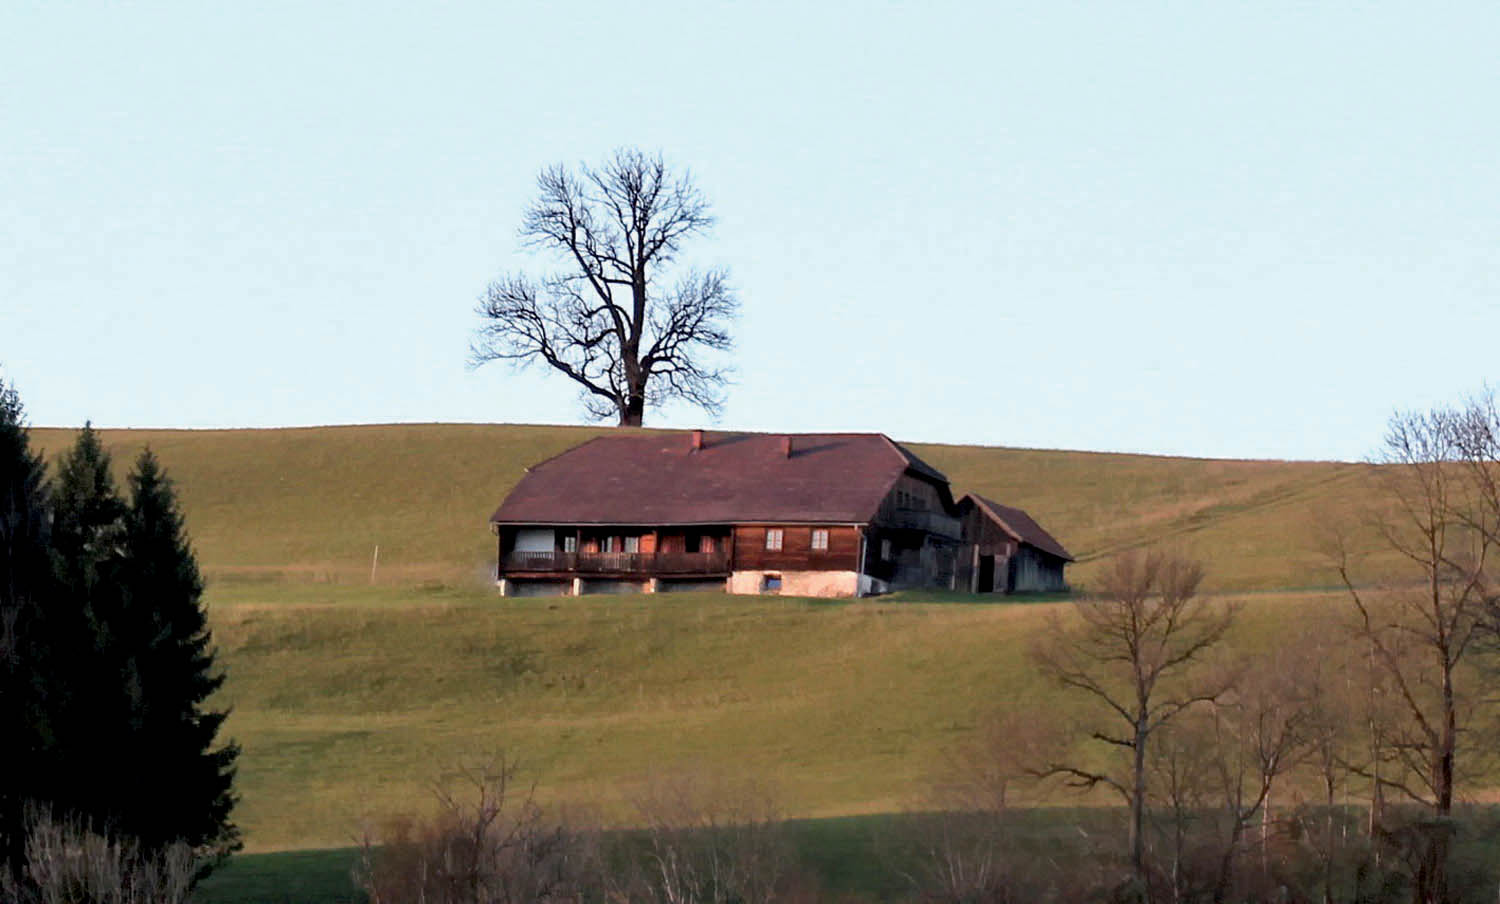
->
[490, 432, 948, 526]
[965, 494, 1074, 562]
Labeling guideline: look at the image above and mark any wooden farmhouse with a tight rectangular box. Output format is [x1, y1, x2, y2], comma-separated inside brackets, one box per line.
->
[489, 430, 1069, 599]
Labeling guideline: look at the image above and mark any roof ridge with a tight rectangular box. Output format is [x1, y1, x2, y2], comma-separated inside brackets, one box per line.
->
[521, 435, 608, 474]
[964, 493, 1074, 561]
[968, 494, 1024, 544]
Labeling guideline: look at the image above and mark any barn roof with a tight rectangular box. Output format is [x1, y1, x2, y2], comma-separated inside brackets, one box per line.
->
[490, 432, 948, 526]
[964, 494, 1074, 562]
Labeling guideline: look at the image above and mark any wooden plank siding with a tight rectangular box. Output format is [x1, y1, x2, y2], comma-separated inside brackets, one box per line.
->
[730, 525, 860, 572]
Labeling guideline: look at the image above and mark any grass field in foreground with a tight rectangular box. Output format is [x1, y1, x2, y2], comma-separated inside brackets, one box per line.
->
[195, 807, 1500, 904]
[29, 423, 1403, 592]
[211, 584, 1350, 853]
[190, 811, 1109, 903]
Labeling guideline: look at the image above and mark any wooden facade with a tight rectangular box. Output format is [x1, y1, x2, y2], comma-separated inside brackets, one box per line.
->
[729, 525, 860, 572]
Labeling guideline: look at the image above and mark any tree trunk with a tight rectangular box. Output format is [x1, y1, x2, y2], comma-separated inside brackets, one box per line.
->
[619, 395, 645, 427]
[1131, 722, 1148, 893]
[1323, 771, 1336, 904]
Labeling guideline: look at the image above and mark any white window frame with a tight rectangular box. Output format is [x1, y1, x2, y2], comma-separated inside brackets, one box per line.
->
[563, 535, 577, 553]
[765, 528, 783, 551]
[624, 536, 640, 554]
[603, 536, 617, 553]
[811, 528, 829, 551]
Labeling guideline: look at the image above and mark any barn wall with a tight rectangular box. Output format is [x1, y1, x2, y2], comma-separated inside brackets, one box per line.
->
[1011, 547, 1069, 593]
[861, 526, 956, 589]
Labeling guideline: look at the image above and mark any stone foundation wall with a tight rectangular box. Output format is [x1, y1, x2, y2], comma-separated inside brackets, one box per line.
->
[728, 570, 860, 598]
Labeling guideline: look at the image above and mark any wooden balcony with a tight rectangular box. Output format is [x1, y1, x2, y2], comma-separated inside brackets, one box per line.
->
[501, 550, 732, 576]
[886, 508, 963, 540]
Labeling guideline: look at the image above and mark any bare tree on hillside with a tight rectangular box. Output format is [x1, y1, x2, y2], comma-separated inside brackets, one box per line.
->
[354, 755, 592, 904]
[1330, 400, 1500, 904]
[1032, 551, 1237, 896]
[1200, 654, 1309, 903]
[471, 149, 738, 426]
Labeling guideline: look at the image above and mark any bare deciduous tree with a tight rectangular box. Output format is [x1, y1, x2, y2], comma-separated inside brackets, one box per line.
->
[617, 767, 791, 904]
[1332, 402, 1500, 904]
[1200, 655, 1309, 904]
[472, 149, 738, 426]
[916, 707, 1067, 903]
[355, 755, 591, 904]
[1032, 551, 1237, 895]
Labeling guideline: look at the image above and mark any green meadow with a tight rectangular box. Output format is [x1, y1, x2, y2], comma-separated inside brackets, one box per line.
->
[18, 424, 1423, 899]
[208, 584, 1332, 852]
[30, 423, 1395, 592]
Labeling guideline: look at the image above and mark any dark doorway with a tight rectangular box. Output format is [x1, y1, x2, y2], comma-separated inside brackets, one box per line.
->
[978, 555, 995, 592]
[685, 533, 702, 553]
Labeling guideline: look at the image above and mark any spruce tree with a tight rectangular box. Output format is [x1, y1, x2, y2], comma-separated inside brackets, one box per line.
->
[46, 422, 133, 835]
[117, 448, 239, 857]
[0, 377, 56, 868]
[51, 422, 128, 608]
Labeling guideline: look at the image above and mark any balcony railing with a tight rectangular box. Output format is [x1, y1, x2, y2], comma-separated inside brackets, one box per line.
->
[887, 508, 963, 540]
[502, 550, 731, 575]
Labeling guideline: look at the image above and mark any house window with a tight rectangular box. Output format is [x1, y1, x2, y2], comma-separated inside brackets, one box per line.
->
[765, 528, 783, 551]
[762, 573, 782, 594]
[624, 536, 640, 554]
[563, 535, 577, 553]
[880, 539, 892, 561]
[603, 536, 617, 553]
[811, 529, 829, 551]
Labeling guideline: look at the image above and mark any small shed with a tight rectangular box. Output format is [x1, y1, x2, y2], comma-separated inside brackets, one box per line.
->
[956, 495, 1072, 594]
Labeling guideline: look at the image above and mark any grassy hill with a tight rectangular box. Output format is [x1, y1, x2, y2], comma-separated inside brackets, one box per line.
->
[207, 584, 1331, 852]
[30, 423, 1387, 592]
[22, 424, 1411, 856]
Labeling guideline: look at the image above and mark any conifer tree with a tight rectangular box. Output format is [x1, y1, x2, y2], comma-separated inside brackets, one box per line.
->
[45, 423, 133, 835]
[0, 377, 56, 868]
[116, 448, 239, 856]
[51, 422, 128, 606]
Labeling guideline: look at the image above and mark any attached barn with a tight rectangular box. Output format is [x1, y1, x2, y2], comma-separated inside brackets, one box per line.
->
[955, 494, 1072, 594]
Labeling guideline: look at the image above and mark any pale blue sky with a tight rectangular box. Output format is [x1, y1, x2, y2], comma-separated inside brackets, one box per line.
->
[3, 2, 1496, 460]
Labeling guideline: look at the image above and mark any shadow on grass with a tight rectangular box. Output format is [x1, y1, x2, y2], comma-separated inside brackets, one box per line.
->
[880, 589, 1076, 606]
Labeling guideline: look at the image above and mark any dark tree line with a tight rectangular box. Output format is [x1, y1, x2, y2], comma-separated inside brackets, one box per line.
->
[0, 376, 237, 887]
